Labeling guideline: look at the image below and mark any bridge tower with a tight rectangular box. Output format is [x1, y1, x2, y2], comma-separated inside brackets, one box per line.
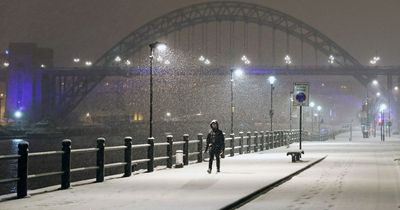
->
[5, 43, 53, 123]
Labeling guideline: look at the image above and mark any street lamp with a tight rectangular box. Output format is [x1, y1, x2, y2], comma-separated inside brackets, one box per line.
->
[310, 102, 315, 134]
[230, 68, 243, 134]
[0, 93, 3, 121]
[268, 76, 276, 131]
[379, 104, 386, 141]
[148, 41, 167, 138]
[317, 105, 322, 140]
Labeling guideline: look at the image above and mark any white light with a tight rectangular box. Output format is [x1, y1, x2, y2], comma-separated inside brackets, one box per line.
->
[328, 55, 335, 64]
[268, 76, 276, 85]
[40, 64, 46, 68]
[372, 80, 378, 85]
[166, 112, 171, 117]
[370, 60, 376, 65]
[0, 93, 3, 97]
[245, 60, 251, 65]
[86, 112, 90, 117]
[73, 58, 80, 63]
[376, 92, 381, 97]
[394, 86, 398, 91]
[233, 68, 243, 77]
[164, 60, 170, 65]
[379, 104, 387, 112]
[5, 50, 9, 55]
[204, 59, 211, 65]
[284, 55, 292, 64]
[157, 56, 163, 62]
[198, 55, 205, 61]
[241, 55, 247, 61]
[3, 62, 9, 67]
[125, 60, 131, 65]
[317, 106, 322, 111]
[156, 43, 167, 52]
[310, 102, 315, 108]
[14, 111, 23, 119]
[114, 56, 121, 62]
[85, 61, 92, 66]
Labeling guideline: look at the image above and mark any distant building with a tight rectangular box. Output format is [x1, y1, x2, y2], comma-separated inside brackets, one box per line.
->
[5, 43, 53, 123]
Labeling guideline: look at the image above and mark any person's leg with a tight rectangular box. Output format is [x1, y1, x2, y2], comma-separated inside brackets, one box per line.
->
[208, 150, 215, 173]
[216, 150, 220, 172]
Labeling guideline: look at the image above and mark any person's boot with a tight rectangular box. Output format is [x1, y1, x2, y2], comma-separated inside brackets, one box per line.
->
[217, 169, 220, 173]
[207, 169, 211, 174]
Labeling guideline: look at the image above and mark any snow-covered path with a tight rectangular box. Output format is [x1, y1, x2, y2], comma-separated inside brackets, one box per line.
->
[2, 131, 400, 210]
[0, 142, 323, 210]
[241, 133, 400, 210]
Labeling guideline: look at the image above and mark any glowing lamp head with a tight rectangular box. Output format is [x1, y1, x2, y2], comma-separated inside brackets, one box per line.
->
[379, 104, 387, 112]
[233, 68, 243, 77]
[317, 106, 322, 111]
[14, 111, 23, 119]
[268, 76, 276, 85]
[310, 102, 315, 108]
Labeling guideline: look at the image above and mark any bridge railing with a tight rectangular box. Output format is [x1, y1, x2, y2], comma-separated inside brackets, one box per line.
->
[0, 129, 301, 199]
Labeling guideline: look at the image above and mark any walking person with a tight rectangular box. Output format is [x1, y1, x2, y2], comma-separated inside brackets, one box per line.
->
[205, 120, 225, 173]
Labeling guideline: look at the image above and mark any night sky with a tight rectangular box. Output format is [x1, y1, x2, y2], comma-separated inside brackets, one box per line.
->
[1, 0, 399, 66]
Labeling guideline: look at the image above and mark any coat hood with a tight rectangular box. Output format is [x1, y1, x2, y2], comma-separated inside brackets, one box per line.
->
[210, 120, 219, 129]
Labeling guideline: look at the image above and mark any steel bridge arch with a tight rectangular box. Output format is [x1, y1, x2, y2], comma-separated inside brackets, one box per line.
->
[96, 1, 362, 69]
[51, 1, 372, 122]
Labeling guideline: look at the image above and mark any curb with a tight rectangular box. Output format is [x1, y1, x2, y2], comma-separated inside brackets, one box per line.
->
[220, 155, 328, 210]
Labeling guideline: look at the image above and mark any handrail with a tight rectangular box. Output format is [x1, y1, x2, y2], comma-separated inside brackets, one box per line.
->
[0, 129, 309, 199]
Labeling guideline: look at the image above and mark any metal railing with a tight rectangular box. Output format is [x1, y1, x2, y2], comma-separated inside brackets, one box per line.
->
[0, 129, 301, 199]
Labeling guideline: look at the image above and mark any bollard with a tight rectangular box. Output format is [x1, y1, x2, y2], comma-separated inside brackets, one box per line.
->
[230, 133, 235, 157]
[17, 141, 29, 198]
[61, 139, 71, 189]
[265, 132, 270, 150]
[124, 137, 132, 177]
[147, 137, 154, 172]
[247, 132, 251, 153]
[96, 138, 105, 182]
[167, 135, 173, 168]
[175, 150, 184, 168]
[197, 133, 203, 163]
[260, 131, 264, 151]
[254, 131, 259, 152]
[239, 132, 244, 154]
[183, 134, 189, 165]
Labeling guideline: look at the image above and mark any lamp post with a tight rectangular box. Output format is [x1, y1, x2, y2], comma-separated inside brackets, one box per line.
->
[148, 41, 167, 138]
[309, 102, 315, 134]
[230, 68, 243, 134]
[268, 76, 276, 131]
[317, 105, 322, 140]
[0, 93, 3, 121]
[289, 91, 293, 132]
[380, 104, 386, 142]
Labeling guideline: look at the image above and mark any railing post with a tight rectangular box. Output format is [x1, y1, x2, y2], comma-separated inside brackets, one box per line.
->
[247, 132, 251, 153]
[96, 137, 105, 182]
[147, 137, 154, 172]
[230, 133, 235, 157]
[273, 131, 277, 148]
[17, 141, 29, 198]
[167, 135, 173, 168]
[260, 131, 264, 151]
[239, 132, 244, 154]
[254, 131, 259, 152]
[124, 137, 132, 177]
[183, 134, 189, 165]
[61, 139, 71, 189]
[280, 131, 283, 147]
[197, 133, 203, 163]
[265, 132, 269, 150]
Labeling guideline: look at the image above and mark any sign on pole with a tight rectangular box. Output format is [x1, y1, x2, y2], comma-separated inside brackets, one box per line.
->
[293, 82, 310, 107]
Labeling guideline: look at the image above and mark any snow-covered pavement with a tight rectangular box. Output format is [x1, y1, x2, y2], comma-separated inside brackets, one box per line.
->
[1, 131, 399, 210]
[240, 132, 400, 210]
[0, 142, 323, 210]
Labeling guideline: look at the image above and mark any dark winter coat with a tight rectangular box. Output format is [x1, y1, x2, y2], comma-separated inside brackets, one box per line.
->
[205, 120, 225, 153]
